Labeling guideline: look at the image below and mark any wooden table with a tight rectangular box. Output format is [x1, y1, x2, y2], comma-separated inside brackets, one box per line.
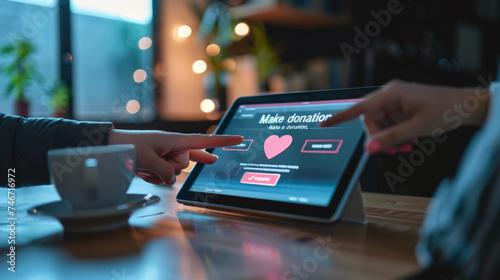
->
[0, 177, 430, 280]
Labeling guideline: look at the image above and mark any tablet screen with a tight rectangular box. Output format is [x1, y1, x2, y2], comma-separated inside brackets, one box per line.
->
[187, 99, 364, 207]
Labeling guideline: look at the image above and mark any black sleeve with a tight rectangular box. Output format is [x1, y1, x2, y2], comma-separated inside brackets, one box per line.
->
[0, 113, 113, 187]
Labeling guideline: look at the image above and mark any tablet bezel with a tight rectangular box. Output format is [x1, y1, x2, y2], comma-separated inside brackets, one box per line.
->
[177, 87, 378, 221]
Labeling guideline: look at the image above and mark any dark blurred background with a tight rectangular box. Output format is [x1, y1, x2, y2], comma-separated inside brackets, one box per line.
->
[1, 0, 499, 196]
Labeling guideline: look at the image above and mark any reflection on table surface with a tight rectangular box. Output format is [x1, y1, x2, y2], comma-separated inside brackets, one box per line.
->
[0, 177, 429, 280]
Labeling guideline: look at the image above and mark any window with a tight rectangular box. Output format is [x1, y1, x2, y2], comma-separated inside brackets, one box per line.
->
[0, 0, 59, 116]
[70, 0, 155, 122]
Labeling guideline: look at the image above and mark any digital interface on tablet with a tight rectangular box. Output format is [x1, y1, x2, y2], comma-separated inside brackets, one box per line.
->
[188, 99, 364, 207]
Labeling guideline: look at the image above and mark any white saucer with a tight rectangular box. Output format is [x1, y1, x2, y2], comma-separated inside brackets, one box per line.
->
[28, 194, 160, 233]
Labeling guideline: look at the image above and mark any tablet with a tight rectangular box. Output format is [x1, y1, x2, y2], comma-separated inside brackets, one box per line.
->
[177, 87, 376, 223]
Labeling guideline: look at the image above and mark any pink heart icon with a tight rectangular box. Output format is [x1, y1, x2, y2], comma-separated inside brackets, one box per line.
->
[264, 135, 293, 160]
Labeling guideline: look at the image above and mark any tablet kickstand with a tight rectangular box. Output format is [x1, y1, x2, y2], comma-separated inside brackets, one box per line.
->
[340, 182, 367, 224]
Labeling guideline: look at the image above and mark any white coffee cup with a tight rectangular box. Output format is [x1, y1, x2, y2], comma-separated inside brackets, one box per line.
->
[47, 145, 136, 210]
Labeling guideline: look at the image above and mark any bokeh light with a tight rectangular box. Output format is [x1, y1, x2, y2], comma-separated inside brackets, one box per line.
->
[234, 22, 250, 37]
[138, 37, 152, 50]
[126, 100, 141, 114]
[200, 98, 216, 113]
[206, 43, 221, 56]
[177, 25, 192, 38]
[133, 69, 147, 83]
[192, 60, 207, 74]
[222, 58, 236, 71]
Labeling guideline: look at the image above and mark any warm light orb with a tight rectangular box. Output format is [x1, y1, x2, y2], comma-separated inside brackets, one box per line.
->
[234, 22, 250, 37]
[126, 100, 141, 114]
[138, 37, 152, 50]
[200, 98, 216, 113]
[206, 43, 221, 56]
[222, 58, 236, 71]
[192, 60, 207, 74]
[133, 69, 147, 83]
[177, 25, 192, 38]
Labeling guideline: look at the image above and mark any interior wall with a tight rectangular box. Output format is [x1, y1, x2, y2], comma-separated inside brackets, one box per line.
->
[158, 0, 206, 121]
[158, 0, 261, 121]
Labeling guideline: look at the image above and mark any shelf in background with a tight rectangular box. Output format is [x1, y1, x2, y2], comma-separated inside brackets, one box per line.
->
[230, 2, 350, 28]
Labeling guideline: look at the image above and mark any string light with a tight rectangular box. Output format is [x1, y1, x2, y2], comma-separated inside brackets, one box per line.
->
[192, 60, 207, 74]
[200, 98, 216, 113]
[234, 22, 250, 37]
[206, 43, 221, 56]
[177, 25, 192, 38]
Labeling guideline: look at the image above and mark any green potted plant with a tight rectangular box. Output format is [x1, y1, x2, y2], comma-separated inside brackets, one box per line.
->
[49, 81, 70, 118]
[0, 38, 39, 117]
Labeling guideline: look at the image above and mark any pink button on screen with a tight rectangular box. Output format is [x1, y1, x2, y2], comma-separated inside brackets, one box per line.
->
[300, 139, 343, 154]
[240, 172, 280, 186]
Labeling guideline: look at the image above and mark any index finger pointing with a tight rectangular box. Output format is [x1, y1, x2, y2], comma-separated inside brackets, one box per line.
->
[319, 101, 368, 127]
[319, 86, 392, 127]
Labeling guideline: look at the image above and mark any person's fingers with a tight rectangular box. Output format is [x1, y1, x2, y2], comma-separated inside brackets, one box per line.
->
[166, 152, 190, 171]
[189, 150, 219, 164]
[374, 142, 414, 155]
[146, 153, 190, 185]
[379, 142, 414, 155]
[175, 169, 182, 175]
[385, 149, 397, 155]
[135, 171, 164, 184]
[320, 87, 394, 127]
[320, 101, 369, 127]
[397, 143, 414, 153]
[320, 80, 411, 128]
[136, 170, 160, 178]
[367, 118, 422, 153]
[144, 154, 176, 184]
[362, 115, 382, 136]
[139, 175, 164, 185]
[175, 134, 244, 150]
[169, 175, 176, 185]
